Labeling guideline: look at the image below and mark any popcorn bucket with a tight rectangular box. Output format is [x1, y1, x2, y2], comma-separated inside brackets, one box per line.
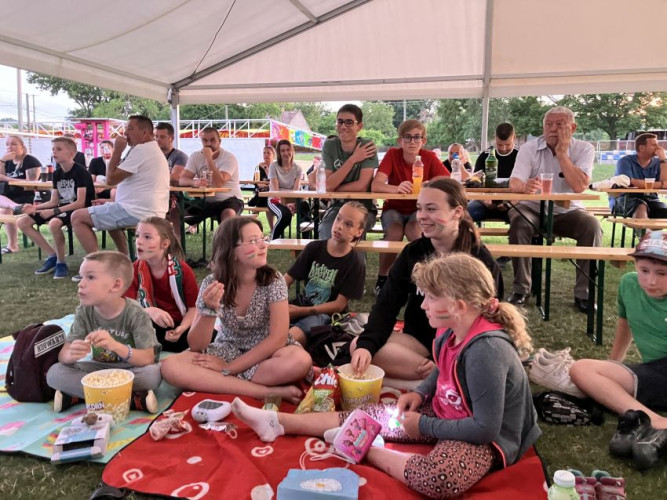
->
[337, 364, 385, 411]
[81, 369, 134, 423]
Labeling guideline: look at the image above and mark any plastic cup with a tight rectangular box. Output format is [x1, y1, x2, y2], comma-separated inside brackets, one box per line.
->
[337, 364, 385, 411]
[645, 179, 655, 190]
[540, 173, 554, 194]
[81, 369, 134, 423]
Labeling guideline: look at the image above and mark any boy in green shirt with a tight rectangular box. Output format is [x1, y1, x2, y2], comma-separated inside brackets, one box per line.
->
[47, 251, 162, 414]
[571, 230, 667, 468]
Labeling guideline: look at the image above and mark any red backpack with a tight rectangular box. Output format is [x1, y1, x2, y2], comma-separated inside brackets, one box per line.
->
[5, 323, 66, 402]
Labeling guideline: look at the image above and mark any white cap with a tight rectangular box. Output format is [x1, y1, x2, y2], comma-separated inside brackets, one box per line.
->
[416, 155, 421, 161]
[553, 470, 575, 488]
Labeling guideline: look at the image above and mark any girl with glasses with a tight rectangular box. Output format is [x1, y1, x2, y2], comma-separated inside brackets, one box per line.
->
[371, 119, 449, 295]
[161, 216, 312, 403]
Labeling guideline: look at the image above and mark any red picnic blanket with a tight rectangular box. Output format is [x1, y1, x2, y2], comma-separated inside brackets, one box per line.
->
[103, 391, 547, 499]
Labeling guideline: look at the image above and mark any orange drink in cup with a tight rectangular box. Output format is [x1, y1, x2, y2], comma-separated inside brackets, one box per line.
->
[540, 173, 554, 194]
[645, 178, 655, 190]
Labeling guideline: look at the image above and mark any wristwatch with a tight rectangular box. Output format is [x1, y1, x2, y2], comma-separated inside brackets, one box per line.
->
[660, 158, 667, 164]
[53, 207, 61, 215]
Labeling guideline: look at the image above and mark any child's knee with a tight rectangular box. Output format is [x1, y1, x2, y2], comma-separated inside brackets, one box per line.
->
[569, 359, 592, 382]
[48, 218, 64, 232]
[16, 216, 34, 230]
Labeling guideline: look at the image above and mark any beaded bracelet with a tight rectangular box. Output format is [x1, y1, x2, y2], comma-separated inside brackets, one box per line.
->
[120, 345, 133, 362]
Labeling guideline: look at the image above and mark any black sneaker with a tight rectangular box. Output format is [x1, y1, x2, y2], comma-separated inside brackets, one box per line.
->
[632, 425, 667, 470]
[130, 390, 158, 414]
[53, 390, 82, 413]
[609, 409, 651, 457]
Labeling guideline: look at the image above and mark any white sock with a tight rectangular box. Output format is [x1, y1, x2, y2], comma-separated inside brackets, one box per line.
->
[231, 397, 284, 442]
[323, 426, 341, 444]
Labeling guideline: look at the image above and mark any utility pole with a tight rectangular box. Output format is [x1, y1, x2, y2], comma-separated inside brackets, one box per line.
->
[16, 69, 23, 131]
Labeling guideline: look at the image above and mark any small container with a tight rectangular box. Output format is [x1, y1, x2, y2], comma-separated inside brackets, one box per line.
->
[192, 176, 201, 188]
[540, 172, 554, 194]
[547, 470, 579, 500]
[262, 394, 282, 412]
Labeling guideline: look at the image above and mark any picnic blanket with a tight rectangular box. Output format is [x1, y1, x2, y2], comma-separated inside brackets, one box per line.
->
[103, 391, 548, 499]
[0, 332, 179, 463]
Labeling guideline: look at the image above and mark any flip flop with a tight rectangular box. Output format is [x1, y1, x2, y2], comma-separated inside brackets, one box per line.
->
[1, 247, 14, 254]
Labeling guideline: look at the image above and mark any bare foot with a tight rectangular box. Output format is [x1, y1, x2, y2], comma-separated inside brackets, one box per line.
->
[269, 385, 303, 405]
[650, 414, 667, 430]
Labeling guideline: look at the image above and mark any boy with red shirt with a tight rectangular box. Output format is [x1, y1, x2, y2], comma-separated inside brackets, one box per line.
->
[371, 119, 448, 293]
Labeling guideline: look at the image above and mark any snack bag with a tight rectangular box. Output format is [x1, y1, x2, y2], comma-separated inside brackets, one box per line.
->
[294, 387, 315, 414]
[313, 365, 339, 412]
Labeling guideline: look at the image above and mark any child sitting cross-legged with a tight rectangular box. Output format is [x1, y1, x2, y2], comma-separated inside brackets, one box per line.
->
[124, 217, 199, 353]
[232, 253, 540, 499]
[160, 216, 312, 404]
[17, 136, 94, 279]
[47, 251, 162, 413]
[285, 201, 367, 348]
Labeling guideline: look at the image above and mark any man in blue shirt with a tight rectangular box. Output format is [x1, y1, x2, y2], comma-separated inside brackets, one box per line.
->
[611, 133, 667, 219]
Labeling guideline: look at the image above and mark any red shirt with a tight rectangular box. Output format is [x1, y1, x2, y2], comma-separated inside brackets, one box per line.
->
[376, 148, 448, 214]
[431, 316, 504, 420]
[125, 260, 199, 324]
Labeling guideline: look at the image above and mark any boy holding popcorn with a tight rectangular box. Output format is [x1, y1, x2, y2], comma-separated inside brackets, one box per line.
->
[47, 251, 162, 414]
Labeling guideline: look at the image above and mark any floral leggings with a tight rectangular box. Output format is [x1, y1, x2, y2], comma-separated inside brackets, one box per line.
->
[339, 402, 497, 499]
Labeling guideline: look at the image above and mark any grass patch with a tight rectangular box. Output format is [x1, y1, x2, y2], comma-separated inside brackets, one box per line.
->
[1, 166, 666, 498]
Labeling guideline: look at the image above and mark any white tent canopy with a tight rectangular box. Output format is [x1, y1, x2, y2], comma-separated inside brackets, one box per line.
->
[1, 0, 666, 106]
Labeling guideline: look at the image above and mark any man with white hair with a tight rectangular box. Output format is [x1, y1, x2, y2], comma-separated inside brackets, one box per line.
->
[507, 106, 602, 313]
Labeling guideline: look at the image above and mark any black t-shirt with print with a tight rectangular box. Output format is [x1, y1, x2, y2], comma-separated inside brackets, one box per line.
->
[52, 163, 95, 208]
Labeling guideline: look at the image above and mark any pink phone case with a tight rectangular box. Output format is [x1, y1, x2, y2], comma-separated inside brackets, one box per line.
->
[333, 409, 382, 463]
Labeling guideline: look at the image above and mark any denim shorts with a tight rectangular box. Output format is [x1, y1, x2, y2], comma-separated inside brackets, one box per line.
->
[292, 313, 331, 337]
[381, 209, 417, 231]
[619, 356, 667, 411]
[89, 203, 141, 231]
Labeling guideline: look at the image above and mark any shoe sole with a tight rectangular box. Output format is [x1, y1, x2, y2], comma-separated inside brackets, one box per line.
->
[35, 268, 56, 275]
[529, 368, 586, 399]
[53, 274, 68, 279]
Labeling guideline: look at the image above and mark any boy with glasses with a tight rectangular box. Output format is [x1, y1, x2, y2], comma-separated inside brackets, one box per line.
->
[318, 104, 379, 239]
[371, 119, 447, 294]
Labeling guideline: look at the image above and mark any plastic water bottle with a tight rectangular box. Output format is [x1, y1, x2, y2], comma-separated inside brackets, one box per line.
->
[316, 164, 327, 194]
[547, 471, 579, 500]
[450, 153, 462, 184]
[412, 155, 424, 194]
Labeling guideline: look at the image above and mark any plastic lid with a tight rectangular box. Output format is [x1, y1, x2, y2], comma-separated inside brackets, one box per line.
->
[415, 155, 421, 161]
[553, 470, 575, 488]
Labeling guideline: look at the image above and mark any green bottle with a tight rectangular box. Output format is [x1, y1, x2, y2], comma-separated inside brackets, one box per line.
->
[485, 146, 498, 187]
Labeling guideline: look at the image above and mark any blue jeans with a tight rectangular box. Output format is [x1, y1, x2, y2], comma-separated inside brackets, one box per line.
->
[467, 200, 510, 223]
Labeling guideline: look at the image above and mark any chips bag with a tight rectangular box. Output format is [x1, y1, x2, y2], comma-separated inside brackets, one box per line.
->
[313, 365, 339, 412]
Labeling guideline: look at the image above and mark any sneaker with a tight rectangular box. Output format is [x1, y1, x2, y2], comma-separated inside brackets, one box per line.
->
[53, 390, 81, 412]
[631, 425, 667, 470]
[594, 476, 626, 500]
[609, 409, 651, 458]
[35, 254, 57, 275]
[535, 347, 575, 367]
[529, 355, 586, 398]
[574, 476, 597, 500]
[71, 274, 82, 283]
[53, 262, 69, 279]
[130, 390, 158, 414]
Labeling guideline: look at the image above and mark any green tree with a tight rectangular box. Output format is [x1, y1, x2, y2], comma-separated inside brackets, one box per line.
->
[558, 93, 667, 140]
[361, 101, 396, 145]
[384, 100, 435, 129]
[506, 97, 548, 138]
[27, 73, 117, 117]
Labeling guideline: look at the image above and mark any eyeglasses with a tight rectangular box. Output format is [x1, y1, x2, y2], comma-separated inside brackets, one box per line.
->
[336, 119, 358, 127]
[401, 135, 424, 143]
[238, 236, 270, 247]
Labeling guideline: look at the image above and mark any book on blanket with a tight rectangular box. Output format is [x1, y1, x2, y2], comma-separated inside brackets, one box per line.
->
[277, 467, 359, 499]
[332, 409, 382, 464]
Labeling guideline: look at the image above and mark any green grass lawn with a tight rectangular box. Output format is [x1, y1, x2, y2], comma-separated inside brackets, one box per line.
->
[1, 164, 666, 498]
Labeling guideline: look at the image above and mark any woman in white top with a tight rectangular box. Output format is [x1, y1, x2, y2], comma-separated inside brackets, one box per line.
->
[267, 140, 302, 240]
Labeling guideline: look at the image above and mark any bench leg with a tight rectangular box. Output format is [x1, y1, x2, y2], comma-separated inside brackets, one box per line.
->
[127, 228, 136, 261]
